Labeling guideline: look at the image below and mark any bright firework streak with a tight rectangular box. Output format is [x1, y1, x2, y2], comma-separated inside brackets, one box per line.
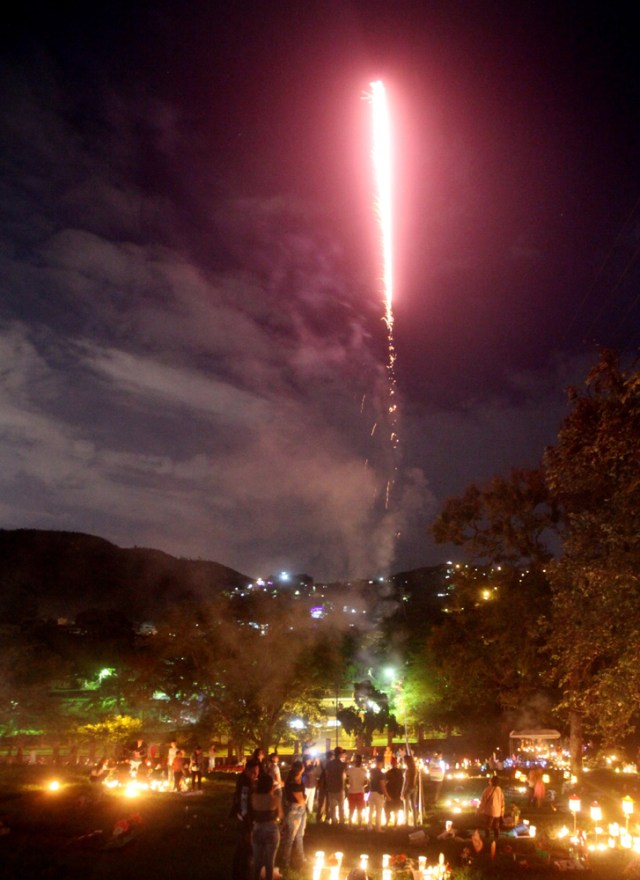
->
[369, 80, 399, 508]
[370, 81, 394, 332]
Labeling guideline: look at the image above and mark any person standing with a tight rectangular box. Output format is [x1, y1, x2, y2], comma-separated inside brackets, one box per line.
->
[190, 745, 205, 790]
[402, 754, 419, 827]
[527, 765, 538, 805]
[266, 753, 283, 800]
[208, 742, 217, 774]
[533, 768, 546, 807]
[427, 753, 445, 806]
[368, 754, 390, 832]
[315, 751, 332, 823]
[231, 760, 261, 880]
[251, 773, 283, 880]
[325, 747, 347, 824]
[281, 760, 307, 868]
[479, 776, 504, 840]
[129, 737, 147, 775]
[346, 754, 368, 827]
[302, 755, 321, 814]
[384, 757, 404, 826]
[172, 749, 187, 792]
[167, 740, 178, 789]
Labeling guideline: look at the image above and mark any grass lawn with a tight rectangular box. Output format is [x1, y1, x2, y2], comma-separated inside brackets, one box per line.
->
[0, 766, 635, 879]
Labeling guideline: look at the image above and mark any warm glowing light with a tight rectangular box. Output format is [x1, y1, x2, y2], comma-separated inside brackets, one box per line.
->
[370, 80, 393, 330]
[47, 780, 60, 792]
[623, 796, 635, 816]
[569, 795, 581, 813]
[369, 78, 399, 502]
[124, 782, 140, 798]
[591, 802, 603, 823]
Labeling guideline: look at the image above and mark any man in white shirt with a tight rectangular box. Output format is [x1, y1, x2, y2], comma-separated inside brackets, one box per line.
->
[346, 754, 368, 827]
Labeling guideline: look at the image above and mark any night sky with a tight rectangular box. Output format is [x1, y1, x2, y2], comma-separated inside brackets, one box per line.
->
[1, 1, 639, 580]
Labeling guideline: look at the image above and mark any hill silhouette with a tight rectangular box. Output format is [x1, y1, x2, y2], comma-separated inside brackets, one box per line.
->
[0, 529, 252, 622]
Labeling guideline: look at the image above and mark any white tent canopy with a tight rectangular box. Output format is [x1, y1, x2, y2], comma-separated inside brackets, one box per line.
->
[509, 729, 561, 740]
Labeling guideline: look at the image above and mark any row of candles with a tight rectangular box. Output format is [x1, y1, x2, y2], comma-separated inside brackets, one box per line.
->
[312, 851, 449, 880]
[564, 794, 640, 851]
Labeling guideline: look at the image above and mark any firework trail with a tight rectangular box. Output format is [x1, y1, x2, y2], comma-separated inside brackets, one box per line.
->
[370, 80, 399, 509]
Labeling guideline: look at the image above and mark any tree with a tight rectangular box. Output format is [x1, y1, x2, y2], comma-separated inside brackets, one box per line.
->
[337, 679, 398, 747]
[544, 350, 640, 763]
[75, 714, 142, 757]
[146, 591, 342, 755]
[0, 622, 71, 738]
[200, 592, 341, 756]
[431, 467, 559, 566]
[426, 469, 558, 743]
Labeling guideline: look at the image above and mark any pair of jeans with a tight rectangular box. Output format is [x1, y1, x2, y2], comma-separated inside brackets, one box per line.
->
[252, 821, 280, 880]
[281, 804, 306, 866]
[327, 790, 345, 823]
[403, 788, 418, 825]
[368, 791, 385, 830]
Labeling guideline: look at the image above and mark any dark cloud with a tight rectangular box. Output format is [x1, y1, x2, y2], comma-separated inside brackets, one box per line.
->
[1, 2, 639, 578]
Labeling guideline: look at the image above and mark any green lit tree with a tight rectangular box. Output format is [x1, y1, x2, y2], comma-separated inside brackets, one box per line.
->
[337, 679, 399, 747]
[75, 714, 142, 757]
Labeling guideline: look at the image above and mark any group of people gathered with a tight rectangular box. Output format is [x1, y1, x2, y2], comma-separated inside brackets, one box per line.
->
[89, 738, 218, 792]
[231, 746, 426, 880]
[311, 748, 422, 830]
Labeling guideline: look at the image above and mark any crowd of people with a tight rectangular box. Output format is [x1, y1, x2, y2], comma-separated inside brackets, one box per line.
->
[88, 738, 218, 792]
[230, 746, 445, 880]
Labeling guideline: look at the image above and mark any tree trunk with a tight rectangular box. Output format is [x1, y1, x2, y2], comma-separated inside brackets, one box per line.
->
[569, 710, 583, 776]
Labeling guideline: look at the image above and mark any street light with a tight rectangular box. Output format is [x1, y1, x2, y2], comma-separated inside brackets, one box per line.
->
[622, 795, 634, 834]
[569, 795, 581, 834]
[591, 801, 603, 846]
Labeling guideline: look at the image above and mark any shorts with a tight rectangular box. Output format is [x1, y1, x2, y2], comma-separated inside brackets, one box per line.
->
[348, 792, 366, 810]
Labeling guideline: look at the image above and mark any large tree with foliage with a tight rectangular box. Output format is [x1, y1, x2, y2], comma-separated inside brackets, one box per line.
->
[0, 623, 70, 737]
[337, 679, 400, 747]
[194, 592, 344, 755]
[426, 468, 559, 745]
[98, 591, 328, 752]
[544, 350, 640, 765]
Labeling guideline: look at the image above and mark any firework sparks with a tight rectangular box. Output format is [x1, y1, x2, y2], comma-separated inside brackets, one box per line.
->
[370, 80, 394, 333]
[369, 80, 399, 509]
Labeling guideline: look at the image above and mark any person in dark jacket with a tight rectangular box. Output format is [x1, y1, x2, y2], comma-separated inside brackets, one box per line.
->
[231, 760, 260, 880]
[325, 747, 347, 824]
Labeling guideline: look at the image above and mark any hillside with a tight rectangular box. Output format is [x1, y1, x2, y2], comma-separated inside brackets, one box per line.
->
[0, 529, 252, 622]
